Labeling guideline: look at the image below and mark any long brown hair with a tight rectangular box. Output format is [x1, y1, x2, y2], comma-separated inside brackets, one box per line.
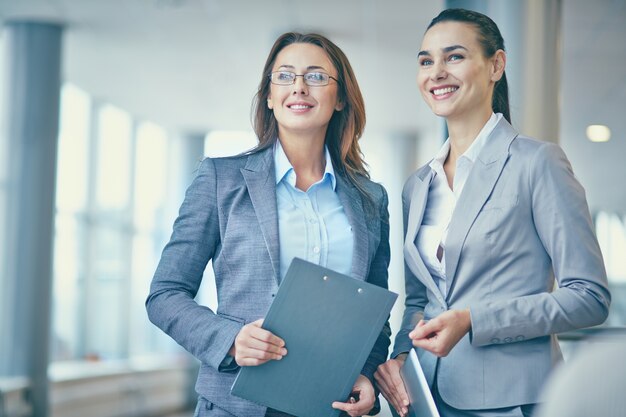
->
[251, 32, 370, 188]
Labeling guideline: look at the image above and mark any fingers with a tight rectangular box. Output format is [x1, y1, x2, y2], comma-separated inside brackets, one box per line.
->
[410, 310, 471, 357]
[410, 319, 449, 357]
[332, 374, 376, 416]
[409, 318, 438, 340]
[233, 319, 287, 366]
[374, 360, 410, 417]
[248, 319, 286, 349]
[412, 336, 447, 357]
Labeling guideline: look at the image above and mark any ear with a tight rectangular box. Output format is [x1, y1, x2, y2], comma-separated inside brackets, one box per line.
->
[267, 96, 273, 110]
[491, 49, 506, 82]
[335, 99, 345, 112]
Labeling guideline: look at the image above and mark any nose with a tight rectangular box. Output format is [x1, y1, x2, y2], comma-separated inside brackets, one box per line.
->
[291, 75, 309, 95]
[431, 60, 447, 81]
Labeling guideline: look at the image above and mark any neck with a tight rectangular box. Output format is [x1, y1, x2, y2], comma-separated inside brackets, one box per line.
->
[446, 107, 492, 161]
[278, 133, 326, 190]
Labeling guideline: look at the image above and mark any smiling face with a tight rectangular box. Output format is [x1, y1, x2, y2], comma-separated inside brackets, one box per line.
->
[417, 21, 504, 123]
[267, 43, 343, 141]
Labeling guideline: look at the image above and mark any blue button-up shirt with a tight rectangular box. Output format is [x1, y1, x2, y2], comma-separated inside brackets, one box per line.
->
[274, 141, 354, 283]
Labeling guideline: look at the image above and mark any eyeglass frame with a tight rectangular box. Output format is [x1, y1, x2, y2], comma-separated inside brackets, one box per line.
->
[268, 71, 339, 87]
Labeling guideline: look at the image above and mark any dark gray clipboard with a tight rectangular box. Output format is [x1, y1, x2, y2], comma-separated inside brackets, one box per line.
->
[400, 348, 440, 417]
[231, 258, 397, 417]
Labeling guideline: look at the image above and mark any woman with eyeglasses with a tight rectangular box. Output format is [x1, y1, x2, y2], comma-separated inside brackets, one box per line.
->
[146, 32, 391, 417]
[374, 8, 610, 417]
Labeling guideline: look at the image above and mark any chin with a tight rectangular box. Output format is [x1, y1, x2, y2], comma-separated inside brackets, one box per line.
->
[431, 106, 452, 118]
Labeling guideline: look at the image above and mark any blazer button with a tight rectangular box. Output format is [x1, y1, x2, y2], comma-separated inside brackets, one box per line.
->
[504, 337, 513, 343]
[515, 335, 525, 341]
[491, 338, 500, 344]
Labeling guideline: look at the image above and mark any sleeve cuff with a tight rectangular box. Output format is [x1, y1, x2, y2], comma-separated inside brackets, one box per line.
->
[217, 354, 240, 373]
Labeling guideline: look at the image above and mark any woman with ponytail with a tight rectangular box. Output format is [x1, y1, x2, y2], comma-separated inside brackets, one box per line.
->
[375, 8, 610, 417]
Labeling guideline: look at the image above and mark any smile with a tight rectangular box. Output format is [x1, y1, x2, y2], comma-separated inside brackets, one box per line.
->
[432, 86, 458, 96]
[288, 104, 313, 110]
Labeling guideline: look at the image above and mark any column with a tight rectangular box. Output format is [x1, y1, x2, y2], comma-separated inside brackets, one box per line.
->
[519, 0, 561, 143]
[166, 132, 206, 224]
[0, 21, 63, 417]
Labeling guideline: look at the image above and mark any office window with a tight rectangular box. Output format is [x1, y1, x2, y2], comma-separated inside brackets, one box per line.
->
[52, 84, 91, 360]
[596, 211, 626, 325]
[204, 130, 257, 158]
[95, 104, 133, 213]
[130, 121, 172, 355]
[52, 85, 179, 362]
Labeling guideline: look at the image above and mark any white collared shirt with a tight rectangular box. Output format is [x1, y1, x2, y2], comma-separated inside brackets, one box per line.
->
[416, 113, 502, 297]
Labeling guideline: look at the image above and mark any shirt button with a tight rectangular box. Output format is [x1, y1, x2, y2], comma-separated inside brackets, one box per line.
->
[504, 337, 513, 343]
[515, 335, 525, 341]
[491, 338, 500, 344]
[313, 246, 320, 254]
[309, 218, 317, 224]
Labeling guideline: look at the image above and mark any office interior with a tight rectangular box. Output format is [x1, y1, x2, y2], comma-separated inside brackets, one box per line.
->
[0, 0, 625, 416]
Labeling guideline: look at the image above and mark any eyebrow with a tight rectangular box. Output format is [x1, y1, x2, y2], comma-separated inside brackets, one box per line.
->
[418, 44, 468, 57]
[277, 64, 328, 71]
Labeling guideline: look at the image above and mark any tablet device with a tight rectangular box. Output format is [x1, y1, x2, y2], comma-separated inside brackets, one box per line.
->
[400, 349, 440, 417]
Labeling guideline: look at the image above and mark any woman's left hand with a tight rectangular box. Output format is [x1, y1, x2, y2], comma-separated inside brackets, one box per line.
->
[409, 309, 471, 357]
[331, 374, 375, 417]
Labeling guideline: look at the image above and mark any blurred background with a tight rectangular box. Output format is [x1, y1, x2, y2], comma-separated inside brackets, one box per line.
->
[0, 0, 625, 416]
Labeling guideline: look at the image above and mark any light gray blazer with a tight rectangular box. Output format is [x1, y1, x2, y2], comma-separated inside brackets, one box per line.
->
[392, 118, 611, 410]
[146, 146, 391, 417]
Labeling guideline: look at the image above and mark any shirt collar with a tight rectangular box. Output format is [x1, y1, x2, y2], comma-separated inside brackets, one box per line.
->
[274, 140, 336, 190]
[429, 112, 502, 171]
[429, 139, 450, 172]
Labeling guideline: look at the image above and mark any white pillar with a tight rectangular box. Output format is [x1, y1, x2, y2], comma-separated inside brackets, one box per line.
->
[519, 0, 561, 143]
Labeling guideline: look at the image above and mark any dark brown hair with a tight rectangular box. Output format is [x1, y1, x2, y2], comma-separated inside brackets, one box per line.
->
[427, 8, 511, 123]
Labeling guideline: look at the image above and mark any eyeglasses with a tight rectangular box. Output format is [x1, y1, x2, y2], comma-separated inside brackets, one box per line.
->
[269, 71, 338, 87]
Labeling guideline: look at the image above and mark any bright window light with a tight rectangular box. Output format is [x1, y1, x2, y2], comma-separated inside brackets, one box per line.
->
[204, 130, 258, 157]
[586, 124, 611, 142]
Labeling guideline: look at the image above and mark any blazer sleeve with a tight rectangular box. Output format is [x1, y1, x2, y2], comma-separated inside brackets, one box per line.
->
[359, 185, 392, 384]
[470, 142, 611, 346]
[392, 175, 429, 358]
[145, 157, 243, 369]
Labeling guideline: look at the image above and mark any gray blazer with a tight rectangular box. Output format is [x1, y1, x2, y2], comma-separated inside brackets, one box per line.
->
[392, 118, 611, 410]
[146, 146, 391, 417]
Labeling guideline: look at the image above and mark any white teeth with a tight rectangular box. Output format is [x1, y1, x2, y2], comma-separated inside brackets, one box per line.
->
[433, 87, 458, 96]
[290, 104, 311, 109]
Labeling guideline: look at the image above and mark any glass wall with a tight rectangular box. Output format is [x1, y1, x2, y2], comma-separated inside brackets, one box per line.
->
[51, 84, 178, 362]
[596, 211, 626, 326]
[44, 85, 626, 365]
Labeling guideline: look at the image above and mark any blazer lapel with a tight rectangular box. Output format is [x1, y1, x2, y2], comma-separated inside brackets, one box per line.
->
[336, 174, 368, 281]
[403, 166, 442, 297]
[241, 148, 281, 284]
[445, 119, 518, 296]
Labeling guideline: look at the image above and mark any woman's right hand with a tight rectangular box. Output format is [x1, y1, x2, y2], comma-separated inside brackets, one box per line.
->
[229, 318, 287, 366]
[374, 355, 410, 417]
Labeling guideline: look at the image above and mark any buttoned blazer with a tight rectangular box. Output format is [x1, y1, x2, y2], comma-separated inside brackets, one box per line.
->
[146, 145, 391, 417]
[392, 118, 611, 410]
